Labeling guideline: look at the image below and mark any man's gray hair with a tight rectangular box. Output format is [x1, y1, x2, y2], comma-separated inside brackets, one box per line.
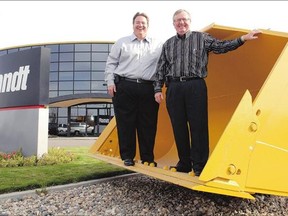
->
[173, 9, 191, 21]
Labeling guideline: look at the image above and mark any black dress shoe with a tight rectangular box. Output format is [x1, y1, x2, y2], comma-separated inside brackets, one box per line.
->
[170, 165, 191, 173]
[142, 161, 157, 167]
[123, 159, 135, 166]
[194, 170, 202, 176]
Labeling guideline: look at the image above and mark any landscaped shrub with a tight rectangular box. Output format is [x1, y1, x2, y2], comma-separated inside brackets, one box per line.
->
[0, 147, 77, 167]
[37, 147, 77, 165]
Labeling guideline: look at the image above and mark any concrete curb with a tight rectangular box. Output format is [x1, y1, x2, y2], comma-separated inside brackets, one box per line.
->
[0, 173, 140, 202]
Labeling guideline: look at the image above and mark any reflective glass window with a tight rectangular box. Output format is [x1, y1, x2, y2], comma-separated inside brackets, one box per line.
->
[49, 91, 58, 98]
[75, 53, 91, 61]
[75, 44, 91, 51]
[49, 82, 58, 90]
[50, 63, 59, 71]
[92, 62, 106, 70]
[59, 62, 73, 71]
[58, 108, 68, 116]
[51, 53, 59, 62]
[75, 72, 90, 80]
[70, 108, 78, 116]
[59, 72, 73, 80]
[50, 72, 58, 81]
[92, 53, 108, 61]
[60, 44, 74, 52]
[59, 91, 73, 96]
[75, 62, 91, 70]
[58, 117, 68, 125]
[92, 72, 105, 80]
[71, 107, 86, 116]
[60, 53, 74, 61]
[92, 44, 109, 52]
[74, 81, 90, 90]
[59, 81, 73, 90]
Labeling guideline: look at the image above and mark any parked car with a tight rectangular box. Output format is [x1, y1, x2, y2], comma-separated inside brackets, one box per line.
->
[57, 124, 68, 136]
[70, 122, 94, 135]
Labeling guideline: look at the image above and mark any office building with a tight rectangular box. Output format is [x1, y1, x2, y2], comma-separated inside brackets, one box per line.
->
[0, 42, 114, 135]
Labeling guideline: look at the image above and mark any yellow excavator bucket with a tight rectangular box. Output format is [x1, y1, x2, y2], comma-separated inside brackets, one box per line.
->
[90, 24, 288, 199]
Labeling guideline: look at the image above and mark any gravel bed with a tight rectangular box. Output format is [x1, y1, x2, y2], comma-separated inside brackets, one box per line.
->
[0, 174, 287, 216]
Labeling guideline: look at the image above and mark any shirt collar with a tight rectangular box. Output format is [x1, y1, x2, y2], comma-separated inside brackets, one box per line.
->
[176, 31, 191, 39]
[130, 33, 151, 43]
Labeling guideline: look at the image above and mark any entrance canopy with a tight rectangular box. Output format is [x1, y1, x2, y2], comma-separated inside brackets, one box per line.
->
[49, 93, 112, 108]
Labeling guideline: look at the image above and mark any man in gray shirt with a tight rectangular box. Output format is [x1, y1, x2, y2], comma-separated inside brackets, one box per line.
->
[105, 12, 162, 167]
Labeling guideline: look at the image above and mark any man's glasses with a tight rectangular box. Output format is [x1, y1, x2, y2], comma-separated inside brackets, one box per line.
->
[174, 18, 190, 23]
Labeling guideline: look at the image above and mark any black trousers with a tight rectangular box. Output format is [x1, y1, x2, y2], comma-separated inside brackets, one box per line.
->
[166, 79, 209, 171]
[113, 80, 159, 162]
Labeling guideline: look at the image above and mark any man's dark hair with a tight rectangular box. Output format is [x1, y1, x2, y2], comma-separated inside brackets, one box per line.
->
[133, 12, 149, 26]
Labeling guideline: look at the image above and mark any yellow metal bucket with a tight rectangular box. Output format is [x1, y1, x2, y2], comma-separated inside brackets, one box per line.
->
[90, 24, 288, 199]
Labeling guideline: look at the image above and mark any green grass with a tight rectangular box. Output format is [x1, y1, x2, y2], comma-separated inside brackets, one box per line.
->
[0, 146, 132, 194]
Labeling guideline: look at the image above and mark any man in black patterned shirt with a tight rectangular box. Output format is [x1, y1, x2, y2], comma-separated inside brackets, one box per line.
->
[154, 9, 261, 176]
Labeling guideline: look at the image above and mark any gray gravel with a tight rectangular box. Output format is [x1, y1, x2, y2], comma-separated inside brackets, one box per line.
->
[0, 174, 287, 216]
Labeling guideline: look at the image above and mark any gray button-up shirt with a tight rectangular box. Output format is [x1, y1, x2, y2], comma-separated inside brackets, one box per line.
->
[105, 33, 163, 86]
[154, 31, 244, 93]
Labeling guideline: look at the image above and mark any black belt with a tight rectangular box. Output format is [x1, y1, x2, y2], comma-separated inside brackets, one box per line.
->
[119, 76, 153, 84]
[168, 76, 202, 82]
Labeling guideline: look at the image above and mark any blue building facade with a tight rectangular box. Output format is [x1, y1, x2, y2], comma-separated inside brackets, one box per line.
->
[0, 42, 114, 135]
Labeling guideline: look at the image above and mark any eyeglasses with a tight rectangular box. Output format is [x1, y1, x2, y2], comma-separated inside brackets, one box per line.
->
[174, 18, 190, 23]
[135, 21, 147, 26]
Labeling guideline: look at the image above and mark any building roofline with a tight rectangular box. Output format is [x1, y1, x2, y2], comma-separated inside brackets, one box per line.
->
[0, 40, 116, 51]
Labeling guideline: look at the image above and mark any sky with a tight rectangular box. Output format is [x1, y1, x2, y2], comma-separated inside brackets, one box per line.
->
[1, 1, 288, 49]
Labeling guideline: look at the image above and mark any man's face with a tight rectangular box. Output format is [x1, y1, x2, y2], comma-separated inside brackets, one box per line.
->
[133, 16, 148, 38]
[173, 11, 191, 35]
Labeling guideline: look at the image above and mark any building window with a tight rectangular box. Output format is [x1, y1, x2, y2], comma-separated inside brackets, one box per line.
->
[92, 53, 108, 61]
[75, 53, 91, 61]
[60, 44, 74, 52]
[74, 72, 90, 80]
[49, 82, 58, 91]
[92, 72, 105, 80]
[59, 72, 73, 80]
[59, 62, 74, 71]
[59, 81, 73, 90]
[75, 44, 91, 52]
[50, 72, 58, 81]
[75, 62, 91, 71]
[92, 62, 106, 70]
[74, 81, 90, 90]
[92, 44, 109, 52]
[60, 53, 74, 61]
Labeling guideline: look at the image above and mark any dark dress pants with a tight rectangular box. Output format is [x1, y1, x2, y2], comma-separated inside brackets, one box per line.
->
[166, 79, 209, 171]
[113, 80, 159, 162]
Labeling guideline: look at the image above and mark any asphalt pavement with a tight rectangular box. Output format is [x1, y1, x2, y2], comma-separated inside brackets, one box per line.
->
[48, 136, 97, 148]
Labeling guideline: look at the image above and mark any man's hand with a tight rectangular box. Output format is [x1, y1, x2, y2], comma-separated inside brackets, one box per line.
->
[108, 84, 116, 97]
[241, 29, 262, 41]
[155, 92, 164, 104]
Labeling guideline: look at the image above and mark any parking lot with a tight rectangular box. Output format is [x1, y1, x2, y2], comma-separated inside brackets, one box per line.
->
[48, 136, 97, 148]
